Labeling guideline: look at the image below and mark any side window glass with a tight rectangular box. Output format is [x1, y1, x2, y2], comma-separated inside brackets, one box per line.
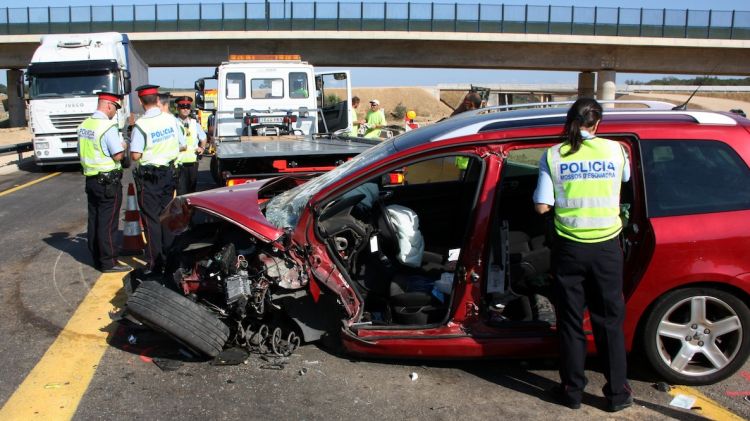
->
[505, 147, 547, 176]
[390, 156, 468, 186]
[225, 72, 245, 99]
[642, 140, 750, 216]
[289, 72, 309, 99]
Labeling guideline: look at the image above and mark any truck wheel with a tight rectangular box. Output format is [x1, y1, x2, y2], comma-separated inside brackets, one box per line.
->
[210, 155, 221, 186]
[126, 281, 229, 357]
[643, 287, 750, 385]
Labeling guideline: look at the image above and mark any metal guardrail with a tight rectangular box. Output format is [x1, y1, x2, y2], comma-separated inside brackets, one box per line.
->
[0, 141, 32, 155]
[0, 2, 749, 40]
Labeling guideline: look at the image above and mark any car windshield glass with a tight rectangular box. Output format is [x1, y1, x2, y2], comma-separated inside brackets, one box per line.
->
[265, 140, 395, 228]
[29, 71, 117, 99]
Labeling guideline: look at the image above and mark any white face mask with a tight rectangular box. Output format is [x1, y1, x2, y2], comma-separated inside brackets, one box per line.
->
[580, 129, 595, 139]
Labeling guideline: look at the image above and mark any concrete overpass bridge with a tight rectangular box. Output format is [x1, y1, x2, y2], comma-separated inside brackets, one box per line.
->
[2, 1, 750, 125]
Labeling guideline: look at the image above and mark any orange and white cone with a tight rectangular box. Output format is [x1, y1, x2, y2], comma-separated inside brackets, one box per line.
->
[120, 182, 145, 256]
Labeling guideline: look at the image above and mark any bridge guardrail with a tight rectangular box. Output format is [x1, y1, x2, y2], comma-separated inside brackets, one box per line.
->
[0, 2, 748, 40]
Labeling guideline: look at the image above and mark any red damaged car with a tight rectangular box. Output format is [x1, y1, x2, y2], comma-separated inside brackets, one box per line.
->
[125, 102, 750, 385]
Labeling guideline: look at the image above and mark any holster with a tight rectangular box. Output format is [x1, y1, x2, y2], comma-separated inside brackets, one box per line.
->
[97, 170, 122, 198]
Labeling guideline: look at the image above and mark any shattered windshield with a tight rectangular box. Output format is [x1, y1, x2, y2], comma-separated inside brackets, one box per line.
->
[265, 140, 395, 228]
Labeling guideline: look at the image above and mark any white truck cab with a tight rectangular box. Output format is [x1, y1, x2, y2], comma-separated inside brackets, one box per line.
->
[196, 55, 352, 140]
[25, 32, 147, 165]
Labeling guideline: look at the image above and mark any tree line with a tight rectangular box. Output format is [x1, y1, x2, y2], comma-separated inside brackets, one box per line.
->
[625, 76, 750, 86]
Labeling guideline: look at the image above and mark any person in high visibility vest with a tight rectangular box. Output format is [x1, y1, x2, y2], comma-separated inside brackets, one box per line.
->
[129, 84, 186, 273]
[533, 98, 633, 412]
[175, 96, 207, 195]
[363, 99, 387, 139]
[347, 96, 361, 137]
[77, 92, 131, 273]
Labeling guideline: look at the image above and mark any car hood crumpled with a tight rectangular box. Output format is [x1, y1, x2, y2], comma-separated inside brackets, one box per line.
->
[182, 180, 284, 243]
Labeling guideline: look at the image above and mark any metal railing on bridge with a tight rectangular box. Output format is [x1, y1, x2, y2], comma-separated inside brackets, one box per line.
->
[1, 2, 749, 40]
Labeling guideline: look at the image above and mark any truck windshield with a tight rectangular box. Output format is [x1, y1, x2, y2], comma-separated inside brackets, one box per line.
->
[265, 140, 395, 229]
[29, 71, 118, 99]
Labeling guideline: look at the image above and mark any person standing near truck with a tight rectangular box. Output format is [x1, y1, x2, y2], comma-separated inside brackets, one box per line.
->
[175, 96, 207, 195]
[129, 85, 186, 274]
[347, 96, 362, 137]
[364, 99, 387, 139]
[533, 98, 632, 412]
[78, 92, 131, 273]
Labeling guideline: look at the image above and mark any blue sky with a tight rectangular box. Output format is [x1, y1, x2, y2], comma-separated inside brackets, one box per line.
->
[1, 0, 748, 87]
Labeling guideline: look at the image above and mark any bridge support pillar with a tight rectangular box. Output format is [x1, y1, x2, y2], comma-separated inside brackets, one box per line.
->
[7, 69, 26, 128]
[597, 70, 617, 108]
[577, 71, 595, 99]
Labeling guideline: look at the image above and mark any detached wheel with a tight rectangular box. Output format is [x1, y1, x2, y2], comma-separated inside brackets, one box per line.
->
[127, 281, 229, 357]
[643, 287, 750, 385]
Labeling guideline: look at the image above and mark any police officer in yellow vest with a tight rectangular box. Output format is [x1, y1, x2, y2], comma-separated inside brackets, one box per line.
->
[130, 85, 186, 273]
[175, 96, 207, 195]
[534, 98, 632, 412]
[78, 92, 132, 273]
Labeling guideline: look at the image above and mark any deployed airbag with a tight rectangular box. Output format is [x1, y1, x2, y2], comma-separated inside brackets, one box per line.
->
[385, 205, 424, 268]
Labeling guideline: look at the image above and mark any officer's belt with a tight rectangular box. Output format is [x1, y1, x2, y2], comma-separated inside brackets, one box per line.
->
[180, 162, 196, 167]
[85, 170, 122, 179]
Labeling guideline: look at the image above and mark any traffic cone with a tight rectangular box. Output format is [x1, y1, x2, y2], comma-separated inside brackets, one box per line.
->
[120, 182, 145, 256]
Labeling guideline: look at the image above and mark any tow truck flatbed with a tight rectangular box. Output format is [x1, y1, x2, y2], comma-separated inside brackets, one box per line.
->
[217, 135, 378, 159]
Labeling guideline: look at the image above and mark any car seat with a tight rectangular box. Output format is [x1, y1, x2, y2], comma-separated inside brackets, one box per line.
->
[508, 231, 551, 288]
[372, 201, 447, 324]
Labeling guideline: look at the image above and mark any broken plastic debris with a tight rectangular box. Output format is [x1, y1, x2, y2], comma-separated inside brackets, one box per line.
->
[303, 360, 320, 365]
[409, 372, 418, 381]
[127, 334, 137, 345]
[44, 382, 68, 389]
[669, 394, 697, 410]
[298, 368, 308, 376]
[152, 357, 183, 372]
[654, 382, 671, 392]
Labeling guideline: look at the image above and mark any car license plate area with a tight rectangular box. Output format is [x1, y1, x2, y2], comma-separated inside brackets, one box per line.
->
[259, 117, 283, 124]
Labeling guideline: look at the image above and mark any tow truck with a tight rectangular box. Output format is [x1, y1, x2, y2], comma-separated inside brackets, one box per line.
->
[194, 55, 377, 186]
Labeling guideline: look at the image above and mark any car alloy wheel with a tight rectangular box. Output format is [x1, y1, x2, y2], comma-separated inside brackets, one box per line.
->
[644, 288, 750, 385]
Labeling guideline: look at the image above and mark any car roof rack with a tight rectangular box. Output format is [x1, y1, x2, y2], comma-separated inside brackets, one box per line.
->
[476, 100, 677, 114]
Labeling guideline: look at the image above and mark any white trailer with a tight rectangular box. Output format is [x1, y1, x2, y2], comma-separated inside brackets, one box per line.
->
[24, 32, 148, 166]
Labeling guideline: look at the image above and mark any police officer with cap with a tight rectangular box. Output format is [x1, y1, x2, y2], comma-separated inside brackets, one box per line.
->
[174, 96, 207, 195]
[130, 84, 186, 273]
[77, 91, 131, 272]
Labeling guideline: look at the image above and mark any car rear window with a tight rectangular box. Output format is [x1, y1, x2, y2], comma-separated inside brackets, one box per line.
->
[642, 140, 750, 217]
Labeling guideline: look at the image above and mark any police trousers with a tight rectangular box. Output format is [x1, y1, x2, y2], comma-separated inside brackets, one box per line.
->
[136, 166, 176, 271]
[553, 235, 631, 406]
[85, 176, 122, 270]
[177, 162, 198, 196]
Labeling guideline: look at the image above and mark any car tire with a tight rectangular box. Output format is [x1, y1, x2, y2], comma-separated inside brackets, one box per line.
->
[643, 287, 750, 385]
[126, 281, 230, 357]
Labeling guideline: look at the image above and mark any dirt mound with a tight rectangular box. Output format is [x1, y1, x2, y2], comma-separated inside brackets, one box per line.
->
[352, 87, 453, 124]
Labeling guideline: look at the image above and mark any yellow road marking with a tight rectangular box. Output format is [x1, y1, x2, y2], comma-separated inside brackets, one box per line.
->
[668, 385, 745, 421]
[0, 172, 62, 197]
[0, 272, 127, 420]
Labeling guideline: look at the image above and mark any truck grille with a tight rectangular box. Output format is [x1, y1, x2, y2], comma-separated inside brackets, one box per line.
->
[50, 113, 89, 130]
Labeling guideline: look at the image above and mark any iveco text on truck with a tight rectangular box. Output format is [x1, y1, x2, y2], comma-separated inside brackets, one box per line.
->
[24, 32, 148, 165]
[194, 54, 377, 185]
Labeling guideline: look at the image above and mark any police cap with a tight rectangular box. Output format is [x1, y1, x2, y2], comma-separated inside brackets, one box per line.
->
[175, 96, 193, 109]
[135, 84, 160, 97]
[97, 91, 122, 109]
